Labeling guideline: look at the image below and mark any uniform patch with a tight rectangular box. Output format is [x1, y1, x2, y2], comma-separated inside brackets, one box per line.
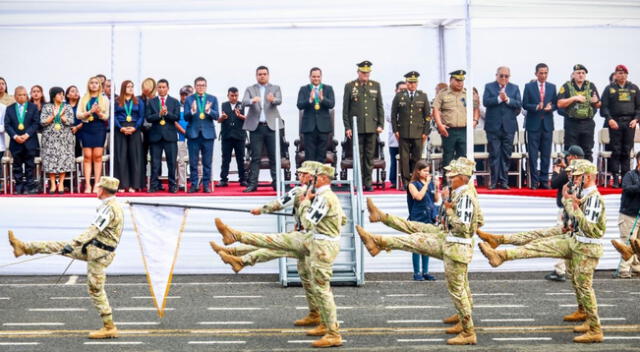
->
[306, 195, 329, 225]
[583, 196, 601, 224]
[455, 195, 474, 225]
[93, 205, 112, 231]
[279, 187, 300, 208]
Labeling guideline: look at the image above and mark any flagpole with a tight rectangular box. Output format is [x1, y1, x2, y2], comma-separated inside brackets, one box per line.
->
[127, 201, 294, 217]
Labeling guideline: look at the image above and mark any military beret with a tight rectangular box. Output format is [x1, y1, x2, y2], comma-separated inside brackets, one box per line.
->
[615, 64, 629, 74]
[563, 145, 585, 157]
[573, 64, 588, 73]
[357, 60, 373, 73]
[404, 71, 420, 83]
[449, 70, 466, 81]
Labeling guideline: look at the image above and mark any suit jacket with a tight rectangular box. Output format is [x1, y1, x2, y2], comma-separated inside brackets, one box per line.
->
[483, 81, 522, 134]
[184, 93, 219, 140]
[522, 81, 557, 132]
[220, 101, 248, 140]
[4, 102, 40, 152]
[146, 95, 181, 143]
[242, 83, 283, 132]
[297, 84, 335, 133]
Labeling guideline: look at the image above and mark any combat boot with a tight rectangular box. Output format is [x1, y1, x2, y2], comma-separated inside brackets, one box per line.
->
[218, 252, 244, 273]
[88, 321, 118, 339]
[294, 311, 321, 326]
[573, 326, 603, 343]
[611, 240, 633, 261]
[306, 324, 327, 336]
[215, 218, 239, 245]
[446, 329, 477, 345]
[311, 332, 343, 348]
[478, 242, 507, 267]
[442, 314, 459, 324]
[366, 198, 387, 223]
[445, 322, 463, 334]
[209, 240, 237, 255]
[573, 321, 589, 333]
[8, 230, 27, 257]
[563, 307, 587, 322]
[476, 229, 504, 249]
[355, 225, 381, 256]
[630, 238, 640, 257]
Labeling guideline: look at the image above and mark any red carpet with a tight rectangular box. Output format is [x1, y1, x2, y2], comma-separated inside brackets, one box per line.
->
[0, 181, 622, 198]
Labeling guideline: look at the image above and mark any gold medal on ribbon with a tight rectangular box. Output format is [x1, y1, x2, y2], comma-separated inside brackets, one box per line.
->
[160, 119, 166, 126]
[54, 123, 62, 131]
[314, 103, 320, 110]
[126, 115, 132, 122]
[88, 116, 94, 122]
[199, 112, 205, 119]
[18, 123, 24, 131]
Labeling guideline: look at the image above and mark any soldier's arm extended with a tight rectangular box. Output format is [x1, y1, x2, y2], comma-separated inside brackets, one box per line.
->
[563, 194, 606, 238]
[260, 186, 303, 214]
[376, 85, 384, 129]
[342, 83, 352, 131]
[446, 194, 476, 237]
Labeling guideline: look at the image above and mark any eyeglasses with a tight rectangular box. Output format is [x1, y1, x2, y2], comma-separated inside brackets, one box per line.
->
[498, 74, 510, 78]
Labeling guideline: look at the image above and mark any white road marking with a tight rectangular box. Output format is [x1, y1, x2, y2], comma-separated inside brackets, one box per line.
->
[207, 307, 263, 311]
[0, 297, 10, 300]
[288, 340, 348, 343]
[119, 330, 151, 334]
[493, 337, 552, 341]
[84, 341, 144, 345]
[472, 293, 515, 296]
[546, 292, 574, 295]
[295, 306, 355, 310]
[559, 304, 615, 307]
[28, 308, 87, 312]
[481, 318, 535, 322]
[132, 296, 181, 299]
[212, 295, 262, 298]
[385, 305, 445, 309]
[49, 297, 90, 300]
[295, 295, 345, 298]
[0, 332, 52, 335]
[397, 338, 444, 342]
[64, 275, 78, 285]
[190, 330, 249, 334]
[387, 320, 442, 324]
[3, 322, 64, 326]
[188, 341, 246, 344]
[198, 321, 254, 325]
[604, 336, 640, 340]
[0, 342, 40, 346]
[115, 322, 160, 326]
[600, 317, 626, 321]
[474, 305, 527, 308]
[114, 307, 174, 311]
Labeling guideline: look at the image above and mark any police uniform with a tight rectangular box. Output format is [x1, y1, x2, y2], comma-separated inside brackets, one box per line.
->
[342, 61, 384, 189]
[558, 65, 600, 162]
[8, 177, 124, 339]
[433, 70, 470, 169]
[391, 71, 431, 185]
[358, 157, 483, 345]
[479, 160, 605, 343]
[600, 65, 640, 184]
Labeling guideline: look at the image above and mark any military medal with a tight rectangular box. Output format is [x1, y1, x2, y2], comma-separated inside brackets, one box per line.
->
[88, 116, 94, 122]
[311, 83, 323, 111]
[86, 97, 98, 122]
[15, 102, 28, 131]
[53, 103, 65, 131]
[199, 112, 205, 119]
[54, 123, 62, 131]
[314, 103, 320, 110]
[124, 100, 134, 123]
[18, 123, 24, 130]
[196, 94, 207, 119]
[160, 119, 166, 126]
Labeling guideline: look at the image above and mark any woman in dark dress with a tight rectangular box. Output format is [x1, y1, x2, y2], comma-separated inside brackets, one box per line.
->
[65, 85, 83, 158]
[77, 76, 109, 193]
[114, 80, 144, 192]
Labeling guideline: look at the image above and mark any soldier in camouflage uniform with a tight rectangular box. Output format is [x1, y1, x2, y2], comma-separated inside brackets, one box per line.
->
[479, 160, 605, 343]
[216, 164, 347, 348]
[211, 161, 323, 327]
[7, 177, 124, 339]
[357, 157, 483, 345]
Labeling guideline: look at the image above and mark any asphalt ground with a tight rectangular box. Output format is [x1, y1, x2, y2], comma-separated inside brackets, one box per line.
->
[0, 272, 639, 352]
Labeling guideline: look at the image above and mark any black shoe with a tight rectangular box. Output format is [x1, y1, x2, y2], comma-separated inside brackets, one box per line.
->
[612, 177, 620, 188]
[147, 187, 159, 193]
[25, 187, 38, 195]
[15, 184, 24, 195]
[203, 186, 212, 193]
[48, 189, 56, 195]
[488, 184, 497, 190]
[169, 185, 178, 193]
[239, 180, 248, 187]
[530, 185, 538, 190]
[539, 183, 551, 190]
[188, 186, 199, 193]
[423, 274, 437, 281]
[364, 185, 374, 192]
[390, 184, 397, 189]
[544, 272, 566, 282]
[500, 184, 510, 190]
[243, 185, 257, 193]
[218, 180, 228, 187]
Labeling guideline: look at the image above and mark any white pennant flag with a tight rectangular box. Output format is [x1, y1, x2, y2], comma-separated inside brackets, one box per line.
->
[129, 204, 188, 317]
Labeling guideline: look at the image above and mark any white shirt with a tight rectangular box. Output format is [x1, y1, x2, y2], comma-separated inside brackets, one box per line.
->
[384, 102, 398, 148]
[259, 84, 266, 123]
[0, 103, 6, 152]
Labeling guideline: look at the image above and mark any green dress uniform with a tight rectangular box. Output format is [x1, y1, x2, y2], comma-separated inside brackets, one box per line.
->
[343, 75, 384, 188]
[391, 85, 431, 185]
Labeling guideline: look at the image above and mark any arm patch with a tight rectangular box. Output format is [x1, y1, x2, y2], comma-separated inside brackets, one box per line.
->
[455, 195, 474, 225]
[582, 196, 601, 224]
[305, 195, 329, 225]
[92, 205, 112, 231]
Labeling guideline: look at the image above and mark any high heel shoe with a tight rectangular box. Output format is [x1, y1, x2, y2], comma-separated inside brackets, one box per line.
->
[84, 186, 92, 194]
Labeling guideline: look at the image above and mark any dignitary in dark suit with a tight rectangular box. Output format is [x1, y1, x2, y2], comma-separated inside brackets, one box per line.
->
[483, 66, 522, 190]
[391, 71, 431, 187]
[218, 87, 248, 187]
[343, 60, 384, 191]
[296, 67, 335, 163]
[522, 63, 557, 189]
[146, 79, 180, 193]
[184, 76, 219, 193]
[114, 80, 145, 192]
[241, 66, 284, 192]
[4, 86, 40, 194]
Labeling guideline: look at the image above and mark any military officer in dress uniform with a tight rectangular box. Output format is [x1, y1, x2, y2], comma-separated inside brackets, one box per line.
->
[391, 71, 431, 187]
[343, 60, 384, 191]
[215, 164, 346, 348]
[7, 176, 124, 339]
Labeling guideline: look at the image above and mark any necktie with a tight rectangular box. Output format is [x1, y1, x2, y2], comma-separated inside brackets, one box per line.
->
[161, 96, 165, 107]
[540, 83, 545, 103]
[410, 92, 414, 100]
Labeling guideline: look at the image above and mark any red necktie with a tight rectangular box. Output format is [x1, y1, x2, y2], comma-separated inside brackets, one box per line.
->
[540, 83, 545, 103]
[161, 96, 165, 107]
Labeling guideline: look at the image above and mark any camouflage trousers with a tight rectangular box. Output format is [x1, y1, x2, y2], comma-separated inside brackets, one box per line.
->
[378, 214, 474, 331]
[504, 234, 601, 330]
[23, 241, 115, 324]
[237, 231, 340, 331]
[503, 226, 574, 278]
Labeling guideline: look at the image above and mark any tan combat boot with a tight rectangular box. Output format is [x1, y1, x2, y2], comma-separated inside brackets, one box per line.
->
[306, 324, 327, 336]
[366, 198, 386, 223]
[611, 240, 634, 261]
[88, 321, 118, 339]
[563, 307, 587, 322]
[446, 329, 477, 345]
[476, 229, 504, 249]
[209, 240, 237, 255]
[355, 225, 381, 257]
[311, 332, 343, 348]
[478, 242, 507, 267]
[8, 230, 27, 258]
[573, 321, 589, 333]
[294, 311, 321, 326]
[573, 326, 603, 343]
[631, 238, 640, 257]
[215, 218, 239, 245]
[445, 322, 463, 334]
[218, 252, 244, 273]
[442, 313, 460, 324]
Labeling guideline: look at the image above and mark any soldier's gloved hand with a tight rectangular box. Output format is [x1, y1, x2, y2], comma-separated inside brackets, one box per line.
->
[60, 245, 74, 255]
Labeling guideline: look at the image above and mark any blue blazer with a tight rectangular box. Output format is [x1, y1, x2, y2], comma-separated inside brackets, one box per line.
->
[483, 82, 522, 134]
[184, 93, 219, 140]
[522, 81, 557, 132]
[4, 102, 40, 152]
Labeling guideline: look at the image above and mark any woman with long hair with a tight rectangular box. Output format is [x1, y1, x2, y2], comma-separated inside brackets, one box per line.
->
[138, 77, 156, 189]
[29, 85, 46, 113]
[65, 85, 83, 158]
[407, 160, 440, 281]
[77, 76, 109, 193]
[0, 77, 15, 106]
[114, 80, 144, 192]
[40, 87, 75, 194]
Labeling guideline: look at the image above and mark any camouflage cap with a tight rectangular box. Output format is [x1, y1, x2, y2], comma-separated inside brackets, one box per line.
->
[444, 158, 474, 177]
[565, 158, 579, 173]
[570, 159, 597, 176]
[316, 164, 335, 179]
[97, 176, 119, 192]
[298, 161, 321, 174]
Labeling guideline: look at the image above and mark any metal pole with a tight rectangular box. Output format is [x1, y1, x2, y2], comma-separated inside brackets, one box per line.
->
[352, 116, 364, 225]
[464, 0, 475, 161]
[275, 117, 282, 198]
[109, 24, 116, 176]
[437, 24, 446, 83]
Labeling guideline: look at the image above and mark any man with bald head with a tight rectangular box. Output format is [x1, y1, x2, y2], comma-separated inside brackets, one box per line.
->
[4, 86, 40, 194]
[483, 66, 522, 189]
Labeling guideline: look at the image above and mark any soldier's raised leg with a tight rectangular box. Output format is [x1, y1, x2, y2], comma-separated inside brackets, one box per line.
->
[356, 225, 444, 260]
